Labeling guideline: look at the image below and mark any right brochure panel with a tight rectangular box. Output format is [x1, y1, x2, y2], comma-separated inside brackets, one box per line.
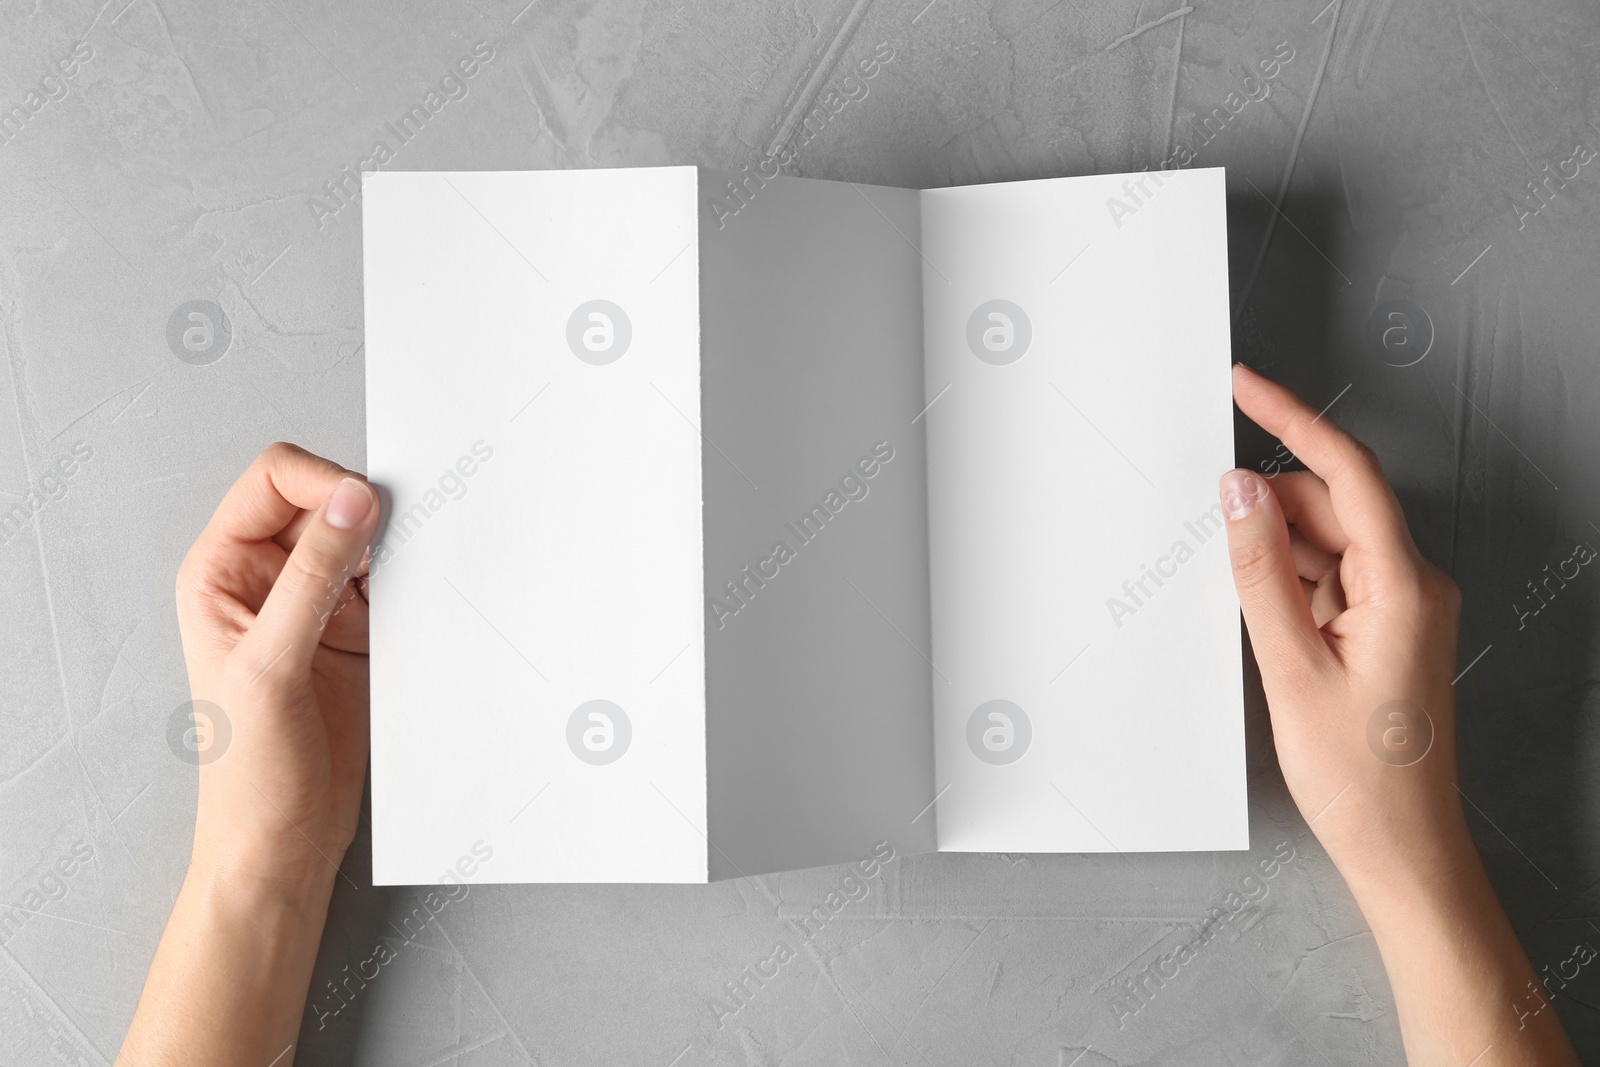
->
[921, 167, 1248, 854]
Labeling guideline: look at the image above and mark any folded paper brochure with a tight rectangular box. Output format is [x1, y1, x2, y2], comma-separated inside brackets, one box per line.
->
[363, 164, 1246, 884]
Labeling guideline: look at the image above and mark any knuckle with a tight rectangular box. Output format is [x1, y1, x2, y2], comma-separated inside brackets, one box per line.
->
[1385, 564, 1444, 619]
[1280, 409, 1310, 444]
[1425, 565, 1462, 617]
[1282, 406, 1383, 485]
[1278, 412, 1311, 460]
[1442, 575, 1463, 615]
[287, 540, 352, 591]
[258, 440, 303, 466]
[1230, 538, 1280, 595]
[175, 550, 221, 613]
[1352, 439, 1382, 477]
[1325, 437, 1376, 485]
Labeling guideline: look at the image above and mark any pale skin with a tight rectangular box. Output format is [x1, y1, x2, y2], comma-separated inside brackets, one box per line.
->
[1220, 363, 1576, 1066]
[118, 444, 379, 1067]
[116, 372, 1577, 1065]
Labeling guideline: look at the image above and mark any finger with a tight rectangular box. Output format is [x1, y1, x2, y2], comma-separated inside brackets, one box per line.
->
[231, 541, 369, 652]
[1288, 528, 1340, 583]
[320, 582, 370, 655]
[1296, 568, 1348, 624]
[238, 476, 380, 680]
[196, 443, 353, 556]
[1218, 469, 1335, 682]
[273, 509, 315, 554]
[1309, 571, 1347, 626]
[1271, 471, 1351, 557]
[1233, 365, 1418, 563]
[275, 511, 373, 578]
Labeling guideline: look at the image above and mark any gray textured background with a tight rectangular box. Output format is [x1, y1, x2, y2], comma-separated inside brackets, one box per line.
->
[3, 0, 1599, 1063]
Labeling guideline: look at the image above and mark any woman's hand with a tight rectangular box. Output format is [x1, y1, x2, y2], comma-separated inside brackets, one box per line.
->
[176, 442, 379, 887]
[1218, 365, 1467, 883]
[1220, 364, 1576, 1067]
[119, 443, 380, 1067]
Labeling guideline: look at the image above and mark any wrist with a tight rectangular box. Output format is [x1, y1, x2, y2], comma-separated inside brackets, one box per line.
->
[1308, 769, 1477, 900]
[189, 830, 346, 909]
[1333, 811, 1494, 932]
[128, 838, 339, 1067]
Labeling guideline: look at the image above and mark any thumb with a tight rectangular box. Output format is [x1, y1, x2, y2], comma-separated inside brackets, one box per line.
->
[241, 476, 379, 682]
[1218, 469, 1329, 683]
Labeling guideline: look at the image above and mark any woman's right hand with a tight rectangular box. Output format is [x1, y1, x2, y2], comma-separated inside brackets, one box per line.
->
[1209, 363, 1574, 1062]
[1217, 363, 1468, 884]
[1217, 363, 1576, 1066]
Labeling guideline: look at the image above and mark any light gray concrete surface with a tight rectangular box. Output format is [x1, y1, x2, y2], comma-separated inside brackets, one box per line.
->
[3, 0, 1599, 1063]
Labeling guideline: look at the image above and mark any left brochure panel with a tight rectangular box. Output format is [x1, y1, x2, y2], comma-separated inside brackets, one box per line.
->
[365, 168, 711, 883]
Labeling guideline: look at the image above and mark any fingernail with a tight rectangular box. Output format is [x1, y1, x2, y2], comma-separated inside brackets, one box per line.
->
[326, 477, 374, 529]
[1220, 470, 1261, 521]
